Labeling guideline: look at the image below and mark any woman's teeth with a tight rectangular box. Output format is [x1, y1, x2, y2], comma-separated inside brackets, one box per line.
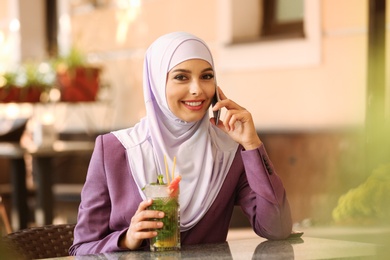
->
[184, 101, 202, 106]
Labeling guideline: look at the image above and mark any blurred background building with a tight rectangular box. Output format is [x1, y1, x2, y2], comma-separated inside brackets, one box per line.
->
[1, 0, 389, 242]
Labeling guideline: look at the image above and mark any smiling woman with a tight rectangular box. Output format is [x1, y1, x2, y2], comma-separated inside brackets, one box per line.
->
[69, 32, 292, 256]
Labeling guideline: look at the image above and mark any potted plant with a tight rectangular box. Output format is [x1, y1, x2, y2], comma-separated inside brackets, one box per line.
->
[0, 62, 54, 103]
[54, 47, 101, 102]
[0, 71, 19, 102]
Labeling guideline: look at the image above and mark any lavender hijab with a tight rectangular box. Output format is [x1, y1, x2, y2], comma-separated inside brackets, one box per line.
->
[113, 32, 238, 231]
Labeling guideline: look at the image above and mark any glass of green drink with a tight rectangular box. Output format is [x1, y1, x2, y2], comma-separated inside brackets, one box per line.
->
[144, 183, 180, 251]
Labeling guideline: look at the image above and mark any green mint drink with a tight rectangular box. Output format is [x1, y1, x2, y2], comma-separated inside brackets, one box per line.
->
[144, 184, 180, 251]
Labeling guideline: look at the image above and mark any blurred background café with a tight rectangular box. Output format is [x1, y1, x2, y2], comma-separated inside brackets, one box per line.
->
[0, 0, 389, 245]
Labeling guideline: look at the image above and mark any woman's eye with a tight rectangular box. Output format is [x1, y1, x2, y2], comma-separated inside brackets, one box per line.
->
[174, 74, 187, 81]
[202, 74, 214, 80]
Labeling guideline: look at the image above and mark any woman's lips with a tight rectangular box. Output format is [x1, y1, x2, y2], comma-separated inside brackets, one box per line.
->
[182, 101, 204, 110]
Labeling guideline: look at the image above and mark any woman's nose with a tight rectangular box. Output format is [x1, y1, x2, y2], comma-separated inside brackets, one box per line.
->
[189, 80, 202, 95]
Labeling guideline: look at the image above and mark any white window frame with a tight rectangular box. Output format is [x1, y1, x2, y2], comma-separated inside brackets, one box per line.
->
[216, 0, 321, 70]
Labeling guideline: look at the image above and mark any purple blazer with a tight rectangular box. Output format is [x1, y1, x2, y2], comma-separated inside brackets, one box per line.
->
[69, 133, 292, 255]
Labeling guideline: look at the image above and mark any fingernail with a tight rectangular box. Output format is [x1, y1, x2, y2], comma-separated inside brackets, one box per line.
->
[158, 212, 164, 217]
[157, 222, 163, 227]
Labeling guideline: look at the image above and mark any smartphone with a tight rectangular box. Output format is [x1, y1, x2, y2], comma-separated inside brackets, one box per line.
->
[212, 87, 221, 125]
[288, 231, 304, 239]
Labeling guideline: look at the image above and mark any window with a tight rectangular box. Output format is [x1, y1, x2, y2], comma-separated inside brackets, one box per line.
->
[231, 0, 305, 43]
[261, 0, 304, 39]
[217, 0, 321, 69]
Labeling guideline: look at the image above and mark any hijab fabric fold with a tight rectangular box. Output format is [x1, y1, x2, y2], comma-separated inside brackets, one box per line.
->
[113, 32, 238, 231]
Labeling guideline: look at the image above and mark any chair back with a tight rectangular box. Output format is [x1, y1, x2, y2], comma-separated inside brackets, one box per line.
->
[2, 223, 75, 259]
[0, 197, 12, 234]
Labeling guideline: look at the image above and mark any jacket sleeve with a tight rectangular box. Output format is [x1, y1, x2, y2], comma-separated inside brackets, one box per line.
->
[237, 143, 292, 240]
[69, 135, 128, 255]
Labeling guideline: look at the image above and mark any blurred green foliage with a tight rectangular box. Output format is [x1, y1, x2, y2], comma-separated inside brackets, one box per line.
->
[332, 163, 390, 225]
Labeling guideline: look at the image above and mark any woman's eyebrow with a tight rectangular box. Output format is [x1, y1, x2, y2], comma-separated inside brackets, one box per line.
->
[171, 67, 214, 73]
[171, 68, 190, 73]
[202, 67, 214, 73]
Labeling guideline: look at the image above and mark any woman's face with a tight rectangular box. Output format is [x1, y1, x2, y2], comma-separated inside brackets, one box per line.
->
[166, 59, 216, 122]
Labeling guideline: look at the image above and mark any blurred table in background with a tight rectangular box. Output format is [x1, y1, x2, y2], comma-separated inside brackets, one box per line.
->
[0, 141, 94, 230]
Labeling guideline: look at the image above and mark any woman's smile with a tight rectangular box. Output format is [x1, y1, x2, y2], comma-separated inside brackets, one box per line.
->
[182, 100, 204, 110]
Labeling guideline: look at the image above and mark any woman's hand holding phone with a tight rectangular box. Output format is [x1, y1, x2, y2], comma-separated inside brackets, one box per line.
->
[211, 87, 262, 150]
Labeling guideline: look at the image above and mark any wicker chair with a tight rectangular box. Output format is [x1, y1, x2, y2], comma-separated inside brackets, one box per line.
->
[2, 223, 75, 259]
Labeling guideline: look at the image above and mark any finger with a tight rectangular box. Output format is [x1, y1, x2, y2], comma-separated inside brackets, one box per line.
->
[214, 87, 243, 111]
[217, 96, 244, 111]
[217, 86, 227, 100]
[223, 110, 237, 131]
[133, 210, 165, 223]
[225, 110, 247, 131]
[134, 220, 163, 232]
[130, 225, 159, 240]
[132, 200, 164, 225]
[129, 210, 164, 238]
[136, 199, 153, 213]
[228, 114, 239, 131]
[131, 230, 158, 240]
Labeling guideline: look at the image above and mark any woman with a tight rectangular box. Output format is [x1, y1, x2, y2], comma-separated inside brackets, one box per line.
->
[69, 32, 292, 255]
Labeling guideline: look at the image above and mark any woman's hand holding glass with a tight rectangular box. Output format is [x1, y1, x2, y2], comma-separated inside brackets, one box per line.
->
[120, 199, 164, 250]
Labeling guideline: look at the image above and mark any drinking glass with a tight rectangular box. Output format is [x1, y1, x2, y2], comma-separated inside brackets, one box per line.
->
[144, 184, 180, 251]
